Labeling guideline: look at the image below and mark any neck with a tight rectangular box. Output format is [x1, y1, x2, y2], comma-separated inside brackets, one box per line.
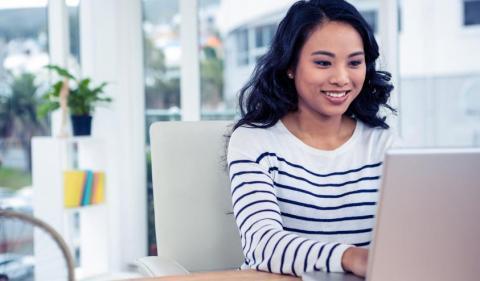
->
[281, 110, 355, 150]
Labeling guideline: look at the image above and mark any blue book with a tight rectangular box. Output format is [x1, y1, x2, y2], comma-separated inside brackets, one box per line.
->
[81, 170, 94, 206]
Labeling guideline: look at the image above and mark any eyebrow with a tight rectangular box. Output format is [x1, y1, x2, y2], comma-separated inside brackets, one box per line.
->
[311, 51, 365, 58]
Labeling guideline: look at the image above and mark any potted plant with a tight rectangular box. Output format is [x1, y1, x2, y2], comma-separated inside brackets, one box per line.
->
[38, 65, 111, 136]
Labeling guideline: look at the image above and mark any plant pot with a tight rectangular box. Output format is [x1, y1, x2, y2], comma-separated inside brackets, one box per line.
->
[71, 115, 92, 136]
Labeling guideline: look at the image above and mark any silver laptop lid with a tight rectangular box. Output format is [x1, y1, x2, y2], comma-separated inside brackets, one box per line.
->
[368, 148, 480, 281]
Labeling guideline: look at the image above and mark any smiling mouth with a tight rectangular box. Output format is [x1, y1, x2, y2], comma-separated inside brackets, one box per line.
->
[321, 91, 351, 98]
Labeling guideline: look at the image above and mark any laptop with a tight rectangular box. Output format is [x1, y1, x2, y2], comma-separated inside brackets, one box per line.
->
[303, 148, 480, 281]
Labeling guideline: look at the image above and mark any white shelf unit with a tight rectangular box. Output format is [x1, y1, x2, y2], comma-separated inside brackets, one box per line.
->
[32, 137, 110, 280]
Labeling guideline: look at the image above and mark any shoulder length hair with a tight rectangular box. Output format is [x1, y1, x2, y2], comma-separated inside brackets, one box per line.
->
[233, 0, 395, 130]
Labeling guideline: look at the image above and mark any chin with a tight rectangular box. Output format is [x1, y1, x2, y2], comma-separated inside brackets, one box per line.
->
[318, 106, 351, 118]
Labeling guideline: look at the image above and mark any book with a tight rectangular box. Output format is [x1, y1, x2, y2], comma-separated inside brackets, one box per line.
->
[64, 170, 105, 208]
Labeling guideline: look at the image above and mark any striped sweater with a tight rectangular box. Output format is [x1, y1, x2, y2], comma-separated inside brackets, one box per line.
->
[227, 120, 395, 277]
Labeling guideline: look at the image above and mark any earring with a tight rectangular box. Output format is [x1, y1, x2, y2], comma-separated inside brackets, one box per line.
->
[287, 72, 294, 79]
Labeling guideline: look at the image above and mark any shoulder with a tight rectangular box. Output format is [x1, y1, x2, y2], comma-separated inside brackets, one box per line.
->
[229, 123, 280, 149]
[356, 120, 398, 151]
[227, 122, 284, 163]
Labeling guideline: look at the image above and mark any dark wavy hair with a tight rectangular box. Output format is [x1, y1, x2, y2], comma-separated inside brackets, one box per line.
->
[233, 0, 395, 130]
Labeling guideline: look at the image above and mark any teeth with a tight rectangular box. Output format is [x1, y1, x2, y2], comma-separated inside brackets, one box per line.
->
[324, 91, 347, 97]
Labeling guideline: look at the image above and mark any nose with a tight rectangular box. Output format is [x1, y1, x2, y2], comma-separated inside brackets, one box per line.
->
[328, 66, 349, 87]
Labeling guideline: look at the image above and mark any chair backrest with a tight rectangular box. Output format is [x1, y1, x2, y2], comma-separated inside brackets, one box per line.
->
[149, 121, 243, 272]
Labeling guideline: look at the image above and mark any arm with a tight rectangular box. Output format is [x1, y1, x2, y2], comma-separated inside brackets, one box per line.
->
[228, 147, 353, 277]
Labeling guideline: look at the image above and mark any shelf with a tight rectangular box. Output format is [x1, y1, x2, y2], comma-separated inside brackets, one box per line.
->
[32, 137, 110, 280]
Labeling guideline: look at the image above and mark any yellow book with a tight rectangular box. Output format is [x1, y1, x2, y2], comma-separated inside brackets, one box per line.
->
[91, 172, 105, 204]
[63, 170, 86, 208]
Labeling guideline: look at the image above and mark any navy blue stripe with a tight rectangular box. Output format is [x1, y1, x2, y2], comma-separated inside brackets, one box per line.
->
[291, 239, 309, 276]
[303, 242, 318, 272]
[267, 233, 291, 273]
[229, 159, 256, 168]
[230, 170, 269, 181]
[278, 197, 376, 210]
[279, 236, 301, 275]
[244, 223, 271, 257]
[232, 190, 276, 209]
[284, 227, 372, 235]
[257, 152, 382, 177]
[275, 182, 378, 198]
[354, 241, 371, 247]
[235, 199, 278, 220]
[326, 243, 341, 273]
[313, 244, 327, 271]
[231, 181, 273, 196]
[244, 220, 281, 252]
[252, 228, 276, 266]
[238, 209, 282, 231]
[281, 212, 374, 222]
[275, 171, 380, 188]
[258, 230, 282, 271]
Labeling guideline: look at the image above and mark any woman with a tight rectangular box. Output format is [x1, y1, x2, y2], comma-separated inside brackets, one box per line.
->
[227, 0, 396, 278]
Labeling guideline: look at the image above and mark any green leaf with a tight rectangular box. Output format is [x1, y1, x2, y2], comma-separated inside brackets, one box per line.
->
[44, 64, 76, 80]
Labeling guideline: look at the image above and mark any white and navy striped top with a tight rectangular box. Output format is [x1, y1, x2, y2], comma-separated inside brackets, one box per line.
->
[227, 120, 395, 277]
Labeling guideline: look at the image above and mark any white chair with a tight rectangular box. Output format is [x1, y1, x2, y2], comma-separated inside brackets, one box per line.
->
[135, 121, 244, 277]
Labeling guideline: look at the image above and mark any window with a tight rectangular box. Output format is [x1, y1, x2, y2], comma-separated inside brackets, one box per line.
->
[142, 0, 182, 256]
[235, 29, 249, 66]
[464, 0, 480, 26]
[198, 0, 233, 119]
[255, 24, 276, 48]
[197, 1, 282, 120]
[361, 10, 378, 33]
[0, 0, 49, 238]
[67, 0, 81, 70]
[142, 0, 182, 122]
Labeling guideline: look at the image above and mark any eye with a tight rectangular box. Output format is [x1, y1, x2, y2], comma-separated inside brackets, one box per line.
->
[349, 60, 364, 67]
[314, 60, 331, 67]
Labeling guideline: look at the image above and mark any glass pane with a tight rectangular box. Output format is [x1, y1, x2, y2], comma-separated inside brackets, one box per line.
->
[399, 0, 480, 147]
[199, 0, 290, 121]
[199, 0, 230, 119]
[142, 0, 182, 255]
[464, 1, 480, 26]
[0, 9, 49, 279]
[360, 10, 378, 33]
[143, 0, 181, 126]
[0, 1, 49, 208]
[67, 0, 81, 74]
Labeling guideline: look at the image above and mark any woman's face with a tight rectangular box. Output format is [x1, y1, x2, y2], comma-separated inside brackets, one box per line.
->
[292, 21, 366, 120]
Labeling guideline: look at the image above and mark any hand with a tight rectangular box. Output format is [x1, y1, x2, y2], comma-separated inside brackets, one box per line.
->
[341, 247, 369, 277]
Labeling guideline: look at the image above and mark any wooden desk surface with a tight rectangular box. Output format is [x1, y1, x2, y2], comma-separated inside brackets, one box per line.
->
[130, 270, 300, 281]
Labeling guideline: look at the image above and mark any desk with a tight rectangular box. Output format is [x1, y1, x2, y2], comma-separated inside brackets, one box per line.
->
[130, 270, 301, 281]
